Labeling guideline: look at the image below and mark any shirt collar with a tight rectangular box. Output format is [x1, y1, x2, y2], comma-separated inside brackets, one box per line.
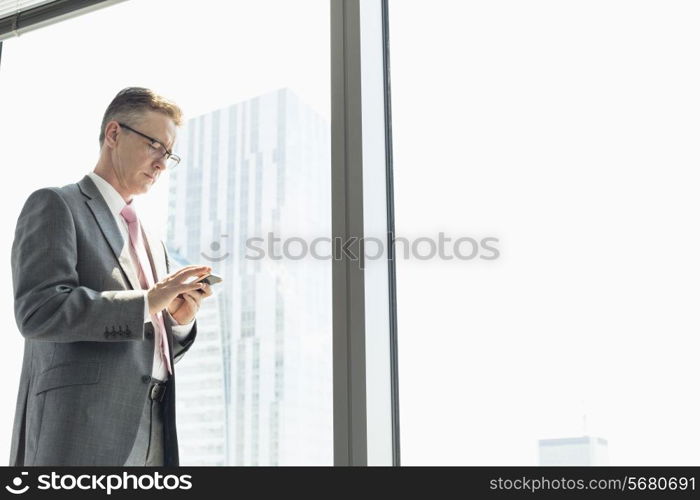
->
[87, 171, 135, 220]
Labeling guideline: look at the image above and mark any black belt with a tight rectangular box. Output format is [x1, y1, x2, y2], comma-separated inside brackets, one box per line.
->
[149, 380, 167, 403]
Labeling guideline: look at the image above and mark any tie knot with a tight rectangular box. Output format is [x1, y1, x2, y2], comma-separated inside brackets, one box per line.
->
[120, 203, 138, 223]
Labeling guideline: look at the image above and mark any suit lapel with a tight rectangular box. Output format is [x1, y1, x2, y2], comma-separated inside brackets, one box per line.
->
[78, 175, 141, 290]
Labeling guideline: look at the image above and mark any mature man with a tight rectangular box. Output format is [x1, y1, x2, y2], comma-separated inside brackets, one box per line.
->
[9, 87, 212, 466]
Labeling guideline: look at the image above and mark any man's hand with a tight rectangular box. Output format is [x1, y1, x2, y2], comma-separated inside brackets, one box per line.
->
[147, 265, 211, 316]
[167, 279, 213, 325]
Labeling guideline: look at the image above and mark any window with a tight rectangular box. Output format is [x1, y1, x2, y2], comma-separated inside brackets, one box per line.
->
[0, 0, 331, 466]
[390, 0, 700, 465]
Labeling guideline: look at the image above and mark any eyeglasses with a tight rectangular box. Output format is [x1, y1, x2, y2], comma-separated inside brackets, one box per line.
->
[118, 122, 181, 169]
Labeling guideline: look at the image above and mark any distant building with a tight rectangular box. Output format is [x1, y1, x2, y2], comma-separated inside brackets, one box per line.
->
[538, 436, 609, 465]
[168, 250, 227, 465]
[168, 88, 332, 465]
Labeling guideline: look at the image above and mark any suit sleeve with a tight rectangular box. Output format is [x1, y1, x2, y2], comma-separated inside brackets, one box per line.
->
[12, 188, 147, 342]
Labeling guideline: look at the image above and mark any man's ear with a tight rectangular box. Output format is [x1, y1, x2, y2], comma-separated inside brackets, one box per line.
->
[104, 121, 120, 148]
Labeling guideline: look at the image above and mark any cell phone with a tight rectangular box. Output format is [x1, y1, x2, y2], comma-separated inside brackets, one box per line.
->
[196, 273, 223, 286]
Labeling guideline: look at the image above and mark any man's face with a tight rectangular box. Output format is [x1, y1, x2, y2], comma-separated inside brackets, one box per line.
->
[111, 110, 177, 198]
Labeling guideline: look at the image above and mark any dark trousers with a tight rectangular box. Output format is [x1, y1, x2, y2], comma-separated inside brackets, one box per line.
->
[123, 378, 166, 466]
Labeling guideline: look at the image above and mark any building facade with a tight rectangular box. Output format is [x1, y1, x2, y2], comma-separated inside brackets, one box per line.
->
[168, 89, 332, 465]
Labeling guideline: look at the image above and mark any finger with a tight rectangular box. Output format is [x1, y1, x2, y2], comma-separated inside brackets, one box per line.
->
[173, 265, 211, 278]
[183, 292, 199, 310]
[179, 282, 205, 293]
[171, 264, 203, 276]
[182, 289, 203, 305]
[177, 267, 212, 282]
[201, 284, 213, 297]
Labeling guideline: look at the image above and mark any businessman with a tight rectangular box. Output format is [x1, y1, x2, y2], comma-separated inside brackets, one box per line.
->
[9, 87, 213, 466]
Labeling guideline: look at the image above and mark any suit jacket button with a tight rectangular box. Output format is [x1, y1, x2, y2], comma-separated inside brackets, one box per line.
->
[141, 375, 151, 384]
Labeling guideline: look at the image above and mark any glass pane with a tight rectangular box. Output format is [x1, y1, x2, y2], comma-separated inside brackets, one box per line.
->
[360, 0, 394, 465]
[0, 0, 331, 465]
[390, 0, 700, 465]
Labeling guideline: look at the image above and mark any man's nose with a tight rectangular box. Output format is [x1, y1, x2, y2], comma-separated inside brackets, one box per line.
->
[152, 159, 165, 171]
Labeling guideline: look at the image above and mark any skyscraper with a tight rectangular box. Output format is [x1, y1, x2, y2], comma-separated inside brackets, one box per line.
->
[168, 250, 227, 465]
[168, 88, 332, 465]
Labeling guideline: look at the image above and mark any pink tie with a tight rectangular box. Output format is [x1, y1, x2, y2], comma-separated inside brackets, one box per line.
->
[120, 204, 173, 375]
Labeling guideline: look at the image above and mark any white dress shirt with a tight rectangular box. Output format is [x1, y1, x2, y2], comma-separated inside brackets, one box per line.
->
[88, 172, 193, 381]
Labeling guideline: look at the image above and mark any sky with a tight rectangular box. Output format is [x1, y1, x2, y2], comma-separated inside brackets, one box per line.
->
[1, 0, 699, 466]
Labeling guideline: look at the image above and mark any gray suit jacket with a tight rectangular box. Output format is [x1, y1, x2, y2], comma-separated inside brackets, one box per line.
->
[9, 175, 197, 466]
